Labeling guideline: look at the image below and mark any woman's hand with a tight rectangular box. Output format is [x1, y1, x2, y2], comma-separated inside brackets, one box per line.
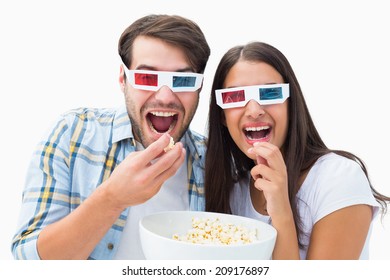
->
[248, 141, 299, 259]
[248, 141, 291, 220]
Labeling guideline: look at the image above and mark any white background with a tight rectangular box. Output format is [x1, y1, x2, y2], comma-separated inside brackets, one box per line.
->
[0, 0, 389, 261]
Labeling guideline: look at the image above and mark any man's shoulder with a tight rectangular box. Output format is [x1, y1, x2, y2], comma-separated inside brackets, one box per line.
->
[185, 129, 207, 163]
[187, 129, 206, 143]
[61, 107, 119, 122]
[186, 129, 206, 149]
[56, 107, 126, 146]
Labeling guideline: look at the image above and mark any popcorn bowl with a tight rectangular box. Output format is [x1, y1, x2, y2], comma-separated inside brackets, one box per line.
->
[139, 211, 277, 260]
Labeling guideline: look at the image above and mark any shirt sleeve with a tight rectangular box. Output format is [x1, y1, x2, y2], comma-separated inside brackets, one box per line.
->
[310, 154, 380, 224]
[11, 115, 72, 259]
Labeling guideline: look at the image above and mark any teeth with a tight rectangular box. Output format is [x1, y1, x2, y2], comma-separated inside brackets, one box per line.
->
[245, 126, 269, 131]
[150, 111, 176, 117]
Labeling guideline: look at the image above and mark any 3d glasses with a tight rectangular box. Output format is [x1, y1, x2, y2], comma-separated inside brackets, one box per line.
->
[215, 83, 289, 109]
[123, 66, 204, 92]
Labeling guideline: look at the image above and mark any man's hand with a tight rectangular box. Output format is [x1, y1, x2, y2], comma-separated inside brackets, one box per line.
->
[103, 133, 185, 210]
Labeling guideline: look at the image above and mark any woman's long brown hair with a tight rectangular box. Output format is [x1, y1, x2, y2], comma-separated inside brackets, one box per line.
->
[204, 42, 389, 248]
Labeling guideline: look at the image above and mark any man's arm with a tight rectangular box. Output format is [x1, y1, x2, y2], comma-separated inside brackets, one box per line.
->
[16, 133, 184, 260]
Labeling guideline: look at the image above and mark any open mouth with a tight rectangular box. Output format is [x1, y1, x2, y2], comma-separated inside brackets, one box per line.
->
[244, 126, 271, 141]
[147, 111, 178, 134]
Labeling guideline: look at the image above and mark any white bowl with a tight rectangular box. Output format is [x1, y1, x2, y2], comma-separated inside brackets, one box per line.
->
[139, 211, 277, 260]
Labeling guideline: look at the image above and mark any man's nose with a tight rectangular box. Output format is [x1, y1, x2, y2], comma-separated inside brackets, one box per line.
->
[154, 85, 176, 102]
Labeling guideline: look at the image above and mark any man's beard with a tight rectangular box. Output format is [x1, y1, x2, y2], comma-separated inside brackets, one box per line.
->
[126, 104, 196, 148]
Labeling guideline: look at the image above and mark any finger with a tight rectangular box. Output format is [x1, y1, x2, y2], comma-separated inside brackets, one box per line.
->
[138, 133, 173, 164]
[253, 177, 273, 192]
[250, 163, 275, 182]
[154, 147, 186, 186]
[247, 148, 266, 168]
[146, 142, 185, 179]
[256, 155, 267, 166]
[251, 142, 285, 171]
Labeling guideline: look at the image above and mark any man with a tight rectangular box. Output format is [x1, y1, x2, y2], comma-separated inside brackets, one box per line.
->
[12, 14, 210, 259]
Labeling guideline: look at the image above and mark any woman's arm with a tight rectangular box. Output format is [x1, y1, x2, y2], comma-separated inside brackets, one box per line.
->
[306, 204, 372, 259]
[249, 142, 300, 259]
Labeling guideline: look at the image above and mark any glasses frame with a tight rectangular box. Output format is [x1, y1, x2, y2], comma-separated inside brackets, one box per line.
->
[215, 83, 290, 109]
[123, 66, 204, 92]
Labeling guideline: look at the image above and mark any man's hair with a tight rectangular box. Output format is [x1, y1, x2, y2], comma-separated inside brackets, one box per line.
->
[118, 14, 210, 73]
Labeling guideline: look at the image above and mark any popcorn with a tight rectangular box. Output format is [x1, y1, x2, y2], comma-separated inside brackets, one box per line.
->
[164, 136, 175, 152]
[172, 217, 258, 245]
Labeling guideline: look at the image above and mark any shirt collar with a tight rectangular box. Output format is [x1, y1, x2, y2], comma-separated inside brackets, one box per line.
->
[112, 106, 134, 145]
[183, 129, 206, 162]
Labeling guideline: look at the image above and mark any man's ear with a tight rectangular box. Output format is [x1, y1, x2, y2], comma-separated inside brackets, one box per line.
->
[119, 65, 126, 93]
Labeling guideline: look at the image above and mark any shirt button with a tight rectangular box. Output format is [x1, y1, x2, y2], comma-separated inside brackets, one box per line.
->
[107, 243, 114, 250]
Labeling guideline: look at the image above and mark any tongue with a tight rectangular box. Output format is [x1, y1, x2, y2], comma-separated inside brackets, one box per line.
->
[149, 114, 174, 133]
[249, 130, 267, 139]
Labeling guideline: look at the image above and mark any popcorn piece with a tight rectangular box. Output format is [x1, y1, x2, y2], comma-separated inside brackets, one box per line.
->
[164, 136, 175, 152]
[172, 217, 258, 245]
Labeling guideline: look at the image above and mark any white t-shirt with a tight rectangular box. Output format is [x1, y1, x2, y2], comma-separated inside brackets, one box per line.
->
[114, 139, 189, 259]
[230, 153, 380, 259]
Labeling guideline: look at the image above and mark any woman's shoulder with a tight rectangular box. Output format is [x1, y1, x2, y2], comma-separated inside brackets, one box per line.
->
[299, 152, 370, 197]
[310, 152, 363, 177]
[298, 152, 379, 225]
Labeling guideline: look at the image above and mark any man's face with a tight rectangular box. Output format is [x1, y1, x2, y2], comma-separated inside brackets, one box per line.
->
[120, 36, 200, 148]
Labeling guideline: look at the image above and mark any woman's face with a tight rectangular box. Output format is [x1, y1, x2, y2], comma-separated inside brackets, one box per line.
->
[222, 60, 289, 161]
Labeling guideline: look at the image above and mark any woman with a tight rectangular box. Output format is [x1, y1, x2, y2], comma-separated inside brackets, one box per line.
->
[205, 41, 389, 259]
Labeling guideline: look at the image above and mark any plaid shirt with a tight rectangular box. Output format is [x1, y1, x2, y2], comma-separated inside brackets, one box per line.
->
[12, 106, 206, 259]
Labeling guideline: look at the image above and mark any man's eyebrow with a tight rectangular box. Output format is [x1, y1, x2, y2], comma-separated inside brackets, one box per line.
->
[135, 64, 156, 71]
[135, 64, 195, 73]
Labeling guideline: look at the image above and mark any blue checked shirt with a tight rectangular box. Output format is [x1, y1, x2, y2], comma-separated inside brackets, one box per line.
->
[12, 106, 206, 259]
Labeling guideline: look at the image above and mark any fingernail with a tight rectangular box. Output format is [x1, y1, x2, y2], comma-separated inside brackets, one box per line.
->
[248, 148, 254, 154]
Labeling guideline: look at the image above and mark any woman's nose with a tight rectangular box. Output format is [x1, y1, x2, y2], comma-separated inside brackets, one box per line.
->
[245, 99, 265, 118]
